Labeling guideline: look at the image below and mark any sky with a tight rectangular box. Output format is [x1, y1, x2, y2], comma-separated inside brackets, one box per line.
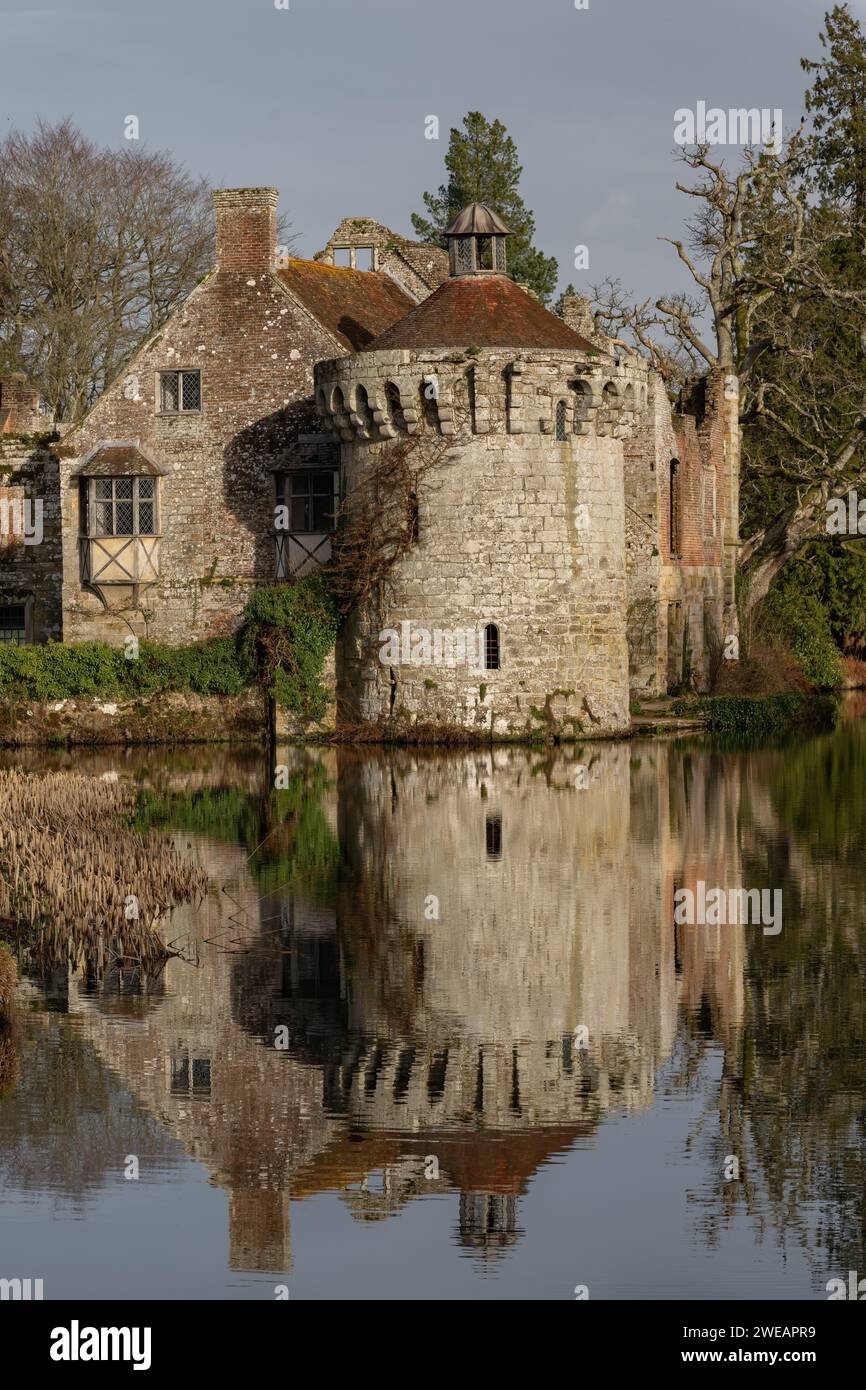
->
[0, 0, 860, 304]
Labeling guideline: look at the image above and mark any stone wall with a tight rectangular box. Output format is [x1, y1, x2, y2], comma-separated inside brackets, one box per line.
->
[57, 189, 343, 648]
[0, 689, 264, 746]
[0, 439, 62, 643]
[317, 217, 448, 301]
[624, 369, 734, 695]
[317, 347, 647, 738]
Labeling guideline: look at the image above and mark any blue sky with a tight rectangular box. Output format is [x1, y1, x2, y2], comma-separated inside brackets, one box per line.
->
[0, 0, 855, 302]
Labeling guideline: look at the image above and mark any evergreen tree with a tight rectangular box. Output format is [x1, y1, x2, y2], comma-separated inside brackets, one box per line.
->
[742, 5, 866, 654]
[411, 112, 558, 303]
[802, 3, 866, 220]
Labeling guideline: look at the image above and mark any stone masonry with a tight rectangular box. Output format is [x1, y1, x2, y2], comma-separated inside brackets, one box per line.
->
[0, 188, 737, 741]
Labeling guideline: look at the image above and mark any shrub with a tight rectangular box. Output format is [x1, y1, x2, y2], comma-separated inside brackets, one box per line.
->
[0, 635, 248, 702]
[240, 575, 338, 722]
[760, 581, 843, 689]
[0, 578, 337, 716]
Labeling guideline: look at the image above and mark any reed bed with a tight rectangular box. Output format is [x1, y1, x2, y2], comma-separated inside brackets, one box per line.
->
[0, 943, 15, 1016]
[0, 769, 207, 972]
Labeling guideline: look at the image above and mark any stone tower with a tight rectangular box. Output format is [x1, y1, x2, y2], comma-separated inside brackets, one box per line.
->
[315, 204, 649, 739]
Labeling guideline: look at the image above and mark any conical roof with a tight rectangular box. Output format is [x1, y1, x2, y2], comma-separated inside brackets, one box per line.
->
[366, 273, 597, 353]
[444, 203, 512, 237]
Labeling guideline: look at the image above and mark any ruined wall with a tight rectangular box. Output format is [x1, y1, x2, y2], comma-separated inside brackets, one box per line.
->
[0, 375, 51, 435]
[624, 368, 731, 696]
[317, 217, 448, 302]
[317, 348, 645, 739]
[0, 440, 62, 643]
[58, 189, 343, 647]
[624, 373, 664, 694]
[661, 374, 729, 692]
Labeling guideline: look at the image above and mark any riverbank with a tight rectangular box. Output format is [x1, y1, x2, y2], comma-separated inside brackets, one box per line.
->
[0, 686, 843, 747]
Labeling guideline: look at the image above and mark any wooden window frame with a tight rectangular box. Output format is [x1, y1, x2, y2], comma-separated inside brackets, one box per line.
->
[85, 477, 160, 539]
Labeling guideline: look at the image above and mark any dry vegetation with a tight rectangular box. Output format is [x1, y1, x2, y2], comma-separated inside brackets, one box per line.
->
[0, 769, 207, 974]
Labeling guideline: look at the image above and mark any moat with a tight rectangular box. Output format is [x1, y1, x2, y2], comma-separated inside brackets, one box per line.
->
[1, 709, 865, 1300]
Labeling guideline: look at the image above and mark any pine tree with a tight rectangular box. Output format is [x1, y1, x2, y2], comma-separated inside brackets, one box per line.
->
[411, 112, 558, 303]
[801, 3, 866, 222]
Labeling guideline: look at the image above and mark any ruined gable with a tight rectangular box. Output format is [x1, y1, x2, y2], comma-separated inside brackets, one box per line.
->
[317, 217, 449, 303]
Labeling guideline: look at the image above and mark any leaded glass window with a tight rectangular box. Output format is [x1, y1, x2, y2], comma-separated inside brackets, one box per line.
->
[90, 478, 158, 537]
[159, 370, 201, 413]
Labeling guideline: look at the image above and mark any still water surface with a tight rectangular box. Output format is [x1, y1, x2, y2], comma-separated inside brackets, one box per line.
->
[1, 714, 865, 1300]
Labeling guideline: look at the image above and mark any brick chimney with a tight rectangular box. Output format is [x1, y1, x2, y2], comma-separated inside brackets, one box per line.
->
[212, 187, 278, 275]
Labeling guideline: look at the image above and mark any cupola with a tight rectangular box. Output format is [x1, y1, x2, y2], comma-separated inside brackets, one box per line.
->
[444, 203, 512, 277]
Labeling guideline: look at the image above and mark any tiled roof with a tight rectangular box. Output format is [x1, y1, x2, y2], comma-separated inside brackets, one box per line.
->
[278, 259, 415, 352]
[74, 442, 165, 476]
[367, 274, 598, 353]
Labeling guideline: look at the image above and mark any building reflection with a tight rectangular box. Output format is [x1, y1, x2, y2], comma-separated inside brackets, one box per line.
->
[22, 740, 748, 1273]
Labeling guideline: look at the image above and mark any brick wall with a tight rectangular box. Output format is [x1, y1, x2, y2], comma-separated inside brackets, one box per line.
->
[58, 189, 343, 647]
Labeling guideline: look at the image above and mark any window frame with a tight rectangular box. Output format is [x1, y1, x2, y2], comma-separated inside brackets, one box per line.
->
[0, 599, 30, 646]
[483, 623, 501, 672]
[85, 476, 159, 539]
[157, 368, 202, 416]
[276, 468, 338, 536]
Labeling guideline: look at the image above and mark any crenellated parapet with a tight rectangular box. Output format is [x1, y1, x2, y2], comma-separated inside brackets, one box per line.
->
[314, 347, 650, 444]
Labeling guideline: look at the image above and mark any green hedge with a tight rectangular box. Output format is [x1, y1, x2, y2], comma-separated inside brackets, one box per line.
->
[0, 635, 250, 701]
[0, 576, 337, 712]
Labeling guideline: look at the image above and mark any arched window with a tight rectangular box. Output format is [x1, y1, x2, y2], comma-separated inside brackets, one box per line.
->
[407, 487, 419, 543]
[669, 459, 681, 557]
[555, 399, 568, 441]
[483, 623, 500, 671]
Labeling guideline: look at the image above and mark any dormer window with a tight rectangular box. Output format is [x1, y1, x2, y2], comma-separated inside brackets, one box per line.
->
[159, 370, 201, 414]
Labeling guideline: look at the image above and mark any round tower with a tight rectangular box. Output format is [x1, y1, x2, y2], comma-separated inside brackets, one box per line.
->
[315, 205, 648, 739]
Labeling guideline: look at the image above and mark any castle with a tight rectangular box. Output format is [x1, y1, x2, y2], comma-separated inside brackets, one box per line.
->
[0, 187, 739, 737]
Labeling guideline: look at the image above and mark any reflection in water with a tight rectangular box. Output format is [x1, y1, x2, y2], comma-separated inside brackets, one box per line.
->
[1, 722, 866, 1295]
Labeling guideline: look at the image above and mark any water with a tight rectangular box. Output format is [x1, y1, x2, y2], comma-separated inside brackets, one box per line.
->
[1, 712, 865, 1301]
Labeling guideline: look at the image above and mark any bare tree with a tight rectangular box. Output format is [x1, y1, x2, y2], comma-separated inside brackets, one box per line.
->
[0, 120, 215, 421]
[591, 131, 866, 616]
